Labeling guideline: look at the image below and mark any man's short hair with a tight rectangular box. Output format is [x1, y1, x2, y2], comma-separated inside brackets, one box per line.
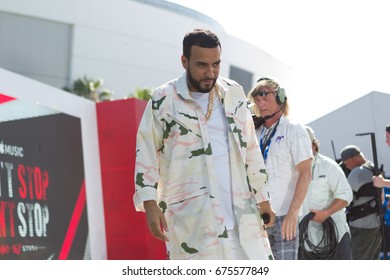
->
[183, 28, 221, 60]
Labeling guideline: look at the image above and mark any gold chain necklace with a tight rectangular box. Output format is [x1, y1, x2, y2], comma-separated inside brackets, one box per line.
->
[204, 88, 214, 121]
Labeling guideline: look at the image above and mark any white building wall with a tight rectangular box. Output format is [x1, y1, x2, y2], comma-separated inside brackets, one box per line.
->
[0, 0, 291, 98]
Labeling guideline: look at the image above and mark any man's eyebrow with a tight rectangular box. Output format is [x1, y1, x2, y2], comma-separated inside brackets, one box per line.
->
[194, 60, 221, 65]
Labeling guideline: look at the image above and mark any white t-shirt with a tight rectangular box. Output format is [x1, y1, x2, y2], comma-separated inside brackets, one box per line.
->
[256, 115, 312, 216]
[191, 91, 235, 229]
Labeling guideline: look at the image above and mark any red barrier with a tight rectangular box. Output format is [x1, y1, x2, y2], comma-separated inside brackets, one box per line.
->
[96, 98, 166, 260]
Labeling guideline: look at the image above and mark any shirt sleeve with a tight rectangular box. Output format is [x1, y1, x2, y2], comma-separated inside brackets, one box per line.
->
[328, 162, 353, 204]
[290, 124, 313, 166]
[133, 97, 164, 212]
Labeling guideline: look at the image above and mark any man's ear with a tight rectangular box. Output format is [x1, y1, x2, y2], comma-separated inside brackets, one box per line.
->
[181, 55, 187, 69]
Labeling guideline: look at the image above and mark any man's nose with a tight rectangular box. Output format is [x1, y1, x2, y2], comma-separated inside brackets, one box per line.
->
[205, 66, 215, 78]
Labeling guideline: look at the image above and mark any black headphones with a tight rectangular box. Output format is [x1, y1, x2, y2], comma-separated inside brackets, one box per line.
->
[257, 77, 287, 105]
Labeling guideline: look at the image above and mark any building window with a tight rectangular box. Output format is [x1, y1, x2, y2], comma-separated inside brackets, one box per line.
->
[0, 11, 72, 88]
[229, 65, 253, 94]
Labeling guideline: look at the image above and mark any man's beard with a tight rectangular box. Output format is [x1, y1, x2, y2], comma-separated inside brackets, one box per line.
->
[186, 69, 216, 93]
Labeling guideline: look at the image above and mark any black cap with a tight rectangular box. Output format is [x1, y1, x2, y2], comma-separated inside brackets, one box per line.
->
[340, 145, 361, 161]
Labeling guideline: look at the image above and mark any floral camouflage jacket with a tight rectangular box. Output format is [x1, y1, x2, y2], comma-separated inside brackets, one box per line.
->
[133, 72, 273, 260]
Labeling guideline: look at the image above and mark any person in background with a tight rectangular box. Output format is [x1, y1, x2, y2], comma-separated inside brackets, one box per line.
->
[372, 125, 390, 209]
[133, 28, 275, 260]
[298, 126, 353, 259]
[247, 77, 312, 259]
[340, 145, 383, 259]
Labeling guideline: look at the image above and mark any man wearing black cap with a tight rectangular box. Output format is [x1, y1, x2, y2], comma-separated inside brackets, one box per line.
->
[340, 145, 383, 259]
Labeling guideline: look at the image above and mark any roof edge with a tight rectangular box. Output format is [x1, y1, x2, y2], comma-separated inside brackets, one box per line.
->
[130, 0, 225, 31]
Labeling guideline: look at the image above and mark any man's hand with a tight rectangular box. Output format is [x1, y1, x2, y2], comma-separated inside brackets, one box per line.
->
[281, 211, 298, 241]
[310, 209, 329, 223]
[373, 175, 384, 188]
[143, 200, 169, 242]
[258, 201, 276, 228]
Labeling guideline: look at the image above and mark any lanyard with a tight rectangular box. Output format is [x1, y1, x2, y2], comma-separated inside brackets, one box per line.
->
[260, 119, 280, 161]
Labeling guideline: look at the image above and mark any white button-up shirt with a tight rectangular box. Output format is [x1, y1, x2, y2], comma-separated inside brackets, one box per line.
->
[301, 153, 353, 244]
[256, 115, 313, 216]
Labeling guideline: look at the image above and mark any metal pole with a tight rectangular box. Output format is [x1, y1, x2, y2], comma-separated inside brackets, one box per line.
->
[356, 132, 387, 259]
[331, 140, 337, 160]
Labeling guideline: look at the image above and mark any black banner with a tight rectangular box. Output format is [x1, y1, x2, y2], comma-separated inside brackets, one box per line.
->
[0, 113, 88, 259]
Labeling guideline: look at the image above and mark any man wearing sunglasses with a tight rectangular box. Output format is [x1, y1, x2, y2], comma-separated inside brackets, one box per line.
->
[247, 77, 313, 259]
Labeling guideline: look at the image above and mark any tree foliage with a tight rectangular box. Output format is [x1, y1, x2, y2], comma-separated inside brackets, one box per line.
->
[130, 87, 152, 101]
[63, 76, 114, 102]
[64, 75, 154, 102]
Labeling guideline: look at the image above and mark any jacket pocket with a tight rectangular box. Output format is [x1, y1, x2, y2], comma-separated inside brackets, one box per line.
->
[165, 193, 222, 259]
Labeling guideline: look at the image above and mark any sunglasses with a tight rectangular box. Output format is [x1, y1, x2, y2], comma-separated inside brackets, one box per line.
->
[252, 90, 275, 97]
